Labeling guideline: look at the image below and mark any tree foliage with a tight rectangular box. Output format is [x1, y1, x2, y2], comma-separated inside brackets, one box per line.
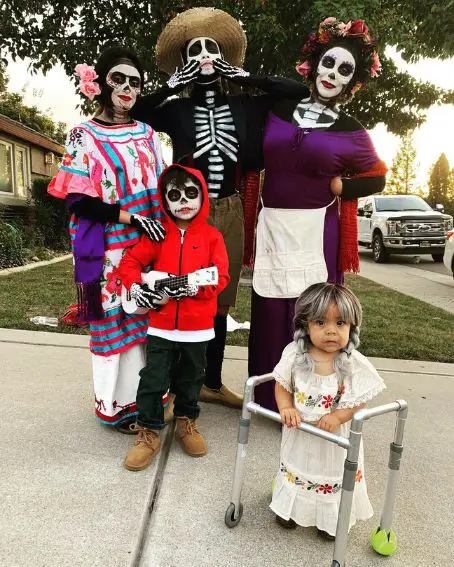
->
[1, 0, 453, 134]
[0, 61, 66, 143]
[386, 131, 417, 194]
[428, 153, 454, 217]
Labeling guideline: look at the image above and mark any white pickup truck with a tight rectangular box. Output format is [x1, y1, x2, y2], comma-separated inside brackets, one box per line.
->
[357, 194, 453, 263]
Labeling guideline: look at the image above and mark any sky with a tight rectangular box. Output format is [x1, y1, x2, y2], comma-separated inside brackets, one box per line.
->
[4, 46, 454, 189]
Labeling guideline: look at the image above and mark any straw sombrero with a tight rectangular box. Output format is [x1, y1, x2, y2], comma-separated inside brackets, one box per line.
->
[156, 7, 247, 75]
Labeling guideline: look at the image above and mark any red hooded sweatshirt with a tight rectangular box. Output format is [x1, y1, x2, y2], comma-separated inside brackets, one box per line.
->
[118, 164, 229, 332]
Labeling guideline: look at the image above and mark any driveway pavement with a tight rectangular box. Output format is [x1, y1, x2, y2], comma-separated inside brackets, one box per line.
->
[1, 330, 453, 567]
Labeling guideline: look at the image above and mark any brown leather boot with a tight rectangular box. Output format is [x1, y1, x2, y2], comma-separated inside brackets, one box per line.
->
[123, 425, 161, 471]
[175, 417, 207, 457]
[199, 384, 243, 408]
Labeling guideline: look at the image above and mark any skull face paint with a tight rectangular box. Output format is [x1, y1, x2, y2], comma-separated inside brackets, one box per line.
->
[165, 180, 202, 221]
[186, 37, 222, 76]
[106, 64, 141, 112]
[315, 47, 356, 101]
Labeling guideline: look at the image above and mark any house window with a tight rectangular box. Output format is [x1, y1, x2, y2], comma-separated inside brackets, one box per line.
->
[0, 139, 30, 198]
[15, 146, 28, 197]
[0, 140, 13, 193]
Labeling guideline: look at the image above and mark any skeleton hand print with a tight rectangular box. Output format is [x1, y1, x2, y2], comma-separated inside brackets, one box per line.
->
[213, 59, 250, 79]
[167, 60, 200, 89]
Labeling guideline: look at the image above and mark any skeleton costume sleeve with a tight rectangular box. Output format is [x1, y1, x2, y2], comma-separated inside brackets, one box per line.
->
[69, 197, 121, 223]
[132, 86, 178, 134]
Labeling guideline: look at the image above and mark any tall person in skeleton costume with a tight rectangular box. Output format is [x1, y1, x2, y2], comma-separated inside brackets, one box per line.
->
[133, 8, 265, 409]
[48, 47, 166, 431]
[243, 18, 387, 411]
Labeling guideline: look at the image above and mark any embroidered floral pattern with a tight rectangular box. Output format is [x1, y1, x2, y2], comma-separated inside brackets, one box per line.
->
[280, 464, 342, 494]
[286, 472, 297, 484]
[295, 391, 307, 404]
[68, 127, 85, 146]
[62, 152, 76, 166]
[355, 470, 363, 483]
[322, 395, 334, 409]
[106, 267, 123, 295]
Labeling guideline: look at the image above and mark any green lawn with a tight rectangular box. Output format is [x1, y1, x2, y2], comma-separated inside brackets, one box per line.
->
[0, 259, 453, 362]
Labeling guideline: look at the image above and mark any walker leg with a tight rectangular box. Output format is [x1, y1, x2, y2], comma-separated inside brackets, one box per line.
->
[371, 402, 408, 556]
[332, 419, 364, 567]
[225, 380, 253, 528]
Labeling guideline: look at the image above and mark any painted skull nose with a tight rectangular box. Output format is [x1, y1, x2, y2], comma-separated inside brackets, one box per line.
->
[328, 72, 336, 80]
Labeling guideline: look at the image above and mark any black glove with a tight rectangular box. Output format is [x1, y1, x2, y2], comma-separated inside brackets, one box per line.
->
[130, 215, 166, 242]
[130, 283, 163, 310]
[166, 60, 200, 90]
[162, 284, 198, 300]
[213, 59, 250, 80]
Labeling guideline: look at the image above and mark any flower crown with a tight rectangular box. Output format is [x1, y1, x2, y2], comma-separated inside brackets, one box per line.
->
[296, 17, 381, 97]
[75, 63, 101, 101]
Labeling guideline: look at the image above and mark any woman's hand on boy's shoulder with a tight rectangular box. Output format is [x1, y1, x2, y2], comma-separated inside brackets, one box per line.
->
[279, 407, 301, 429]
[130, 215, 166, 242]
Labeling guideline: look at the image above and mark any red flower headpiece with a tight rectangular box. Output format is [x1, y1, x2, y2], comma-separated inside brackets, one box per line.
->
[296, 17, 381, 101]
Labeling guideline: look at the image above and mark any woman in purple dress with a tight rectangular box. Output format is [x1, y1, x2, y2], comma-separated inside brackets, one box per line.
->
[247, 18, 388, 410]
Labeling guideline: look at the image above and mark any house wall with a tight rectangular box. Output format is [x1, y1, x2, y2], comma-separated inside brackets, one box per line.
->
[0, 130, 61, 208]
[30, 146, 59, 178]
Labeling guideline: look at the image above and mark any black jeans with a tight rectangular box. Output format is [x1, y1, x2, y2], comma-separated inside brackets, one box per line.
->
[137, 335, 208, 430]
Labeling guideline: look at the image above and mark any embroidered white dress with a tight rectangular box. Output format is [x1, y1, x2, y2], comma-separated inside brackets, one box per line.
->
[270, 342, 386, 536]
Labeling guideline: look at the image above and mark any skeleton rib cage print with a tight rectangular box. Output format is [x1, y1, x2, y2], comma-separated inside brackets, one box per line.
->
[292, 96, 339, 130]
[194, 90, 239, 198]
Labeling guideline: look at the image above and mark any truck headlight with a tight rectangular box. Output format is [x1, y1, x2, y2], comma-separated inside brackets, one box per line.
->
[444, 218, 453, 232]
[386, 220, 403, 235]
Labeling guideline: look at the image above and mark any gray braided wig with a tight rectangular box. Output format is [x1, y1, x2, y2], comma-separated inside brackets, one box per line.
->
[292, 283, 362, 385]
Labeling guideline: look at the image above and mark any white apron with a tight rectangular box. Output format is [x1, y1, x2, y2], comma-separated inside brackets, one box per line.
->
[252, 202, 334, 298]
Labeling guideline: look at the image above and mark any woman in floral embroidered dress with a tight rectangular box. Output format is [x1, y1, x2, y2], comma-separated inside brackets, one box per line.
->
[48, 47, 166, 432]
[271, 283, 385, 538]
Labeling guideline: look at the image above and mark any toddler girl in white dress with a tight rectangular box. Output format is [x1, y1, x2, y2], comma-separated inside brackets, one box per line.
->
[270, 283, 385, 538]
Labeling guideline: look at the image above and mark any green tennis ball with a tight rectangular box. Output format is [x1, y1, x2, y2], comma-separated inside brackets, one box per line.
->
[371, 527, 398, 556]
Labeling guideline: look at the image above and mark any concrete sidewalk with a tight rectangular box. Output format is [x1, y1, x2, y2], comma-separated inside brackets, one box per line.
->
[1, 329, 453, 567]
[357, 253, 454, 314]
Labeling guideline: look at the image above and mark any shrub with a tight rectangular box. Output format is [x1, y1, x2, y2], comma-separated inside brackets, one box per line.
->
[0, 220, 25, 268]
[31, 177, 70, 251]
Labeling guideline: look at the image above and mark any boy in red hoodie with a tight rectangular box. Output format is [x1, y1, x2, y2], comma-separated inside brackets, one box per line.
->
[118, 164, 229, 471]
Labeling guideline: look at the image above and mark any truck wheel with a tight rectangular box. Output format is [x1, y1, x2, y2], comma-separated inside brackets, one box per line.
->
[373, 233, 389, 263]
[431, 254, 443, 263]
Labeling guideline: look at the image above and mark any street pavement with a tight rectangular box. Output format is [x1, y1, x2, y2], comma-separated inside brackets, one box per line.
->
[358, 249, 454, 314]
[1, 329, 453, 567]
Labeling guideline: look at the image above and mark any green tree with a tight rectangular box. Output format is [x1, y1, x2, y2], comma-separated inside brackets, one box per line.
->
[386, 131, 417, 194]
[0, 60, 66, 143]
[428, 153, 453, 216]
[1, 0, 453, 134]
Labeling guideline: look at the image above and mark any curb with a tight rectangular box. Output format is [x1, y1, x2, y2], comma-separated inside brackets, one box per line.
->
[1, 329, 453, 377]
[0, 254, 72, 278]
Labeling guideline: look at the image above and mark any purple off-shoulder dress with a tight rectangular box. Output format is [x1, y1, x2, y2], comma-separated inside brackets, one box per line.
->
[249, 112, 380, 410]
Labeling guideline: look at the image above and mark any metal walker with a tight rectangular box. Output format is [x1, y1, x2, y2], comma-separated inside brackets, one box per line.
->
[224, 374, 408, 567]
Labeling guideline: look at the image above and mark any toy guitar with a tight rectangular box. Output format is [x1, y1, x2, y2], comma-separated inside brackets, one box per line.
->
[121, 267, 219, 315]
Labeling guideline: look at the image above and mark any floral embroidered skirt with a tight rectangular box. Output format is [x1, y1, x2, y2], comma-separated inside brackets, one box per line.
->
[270, 421, 373, 535]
